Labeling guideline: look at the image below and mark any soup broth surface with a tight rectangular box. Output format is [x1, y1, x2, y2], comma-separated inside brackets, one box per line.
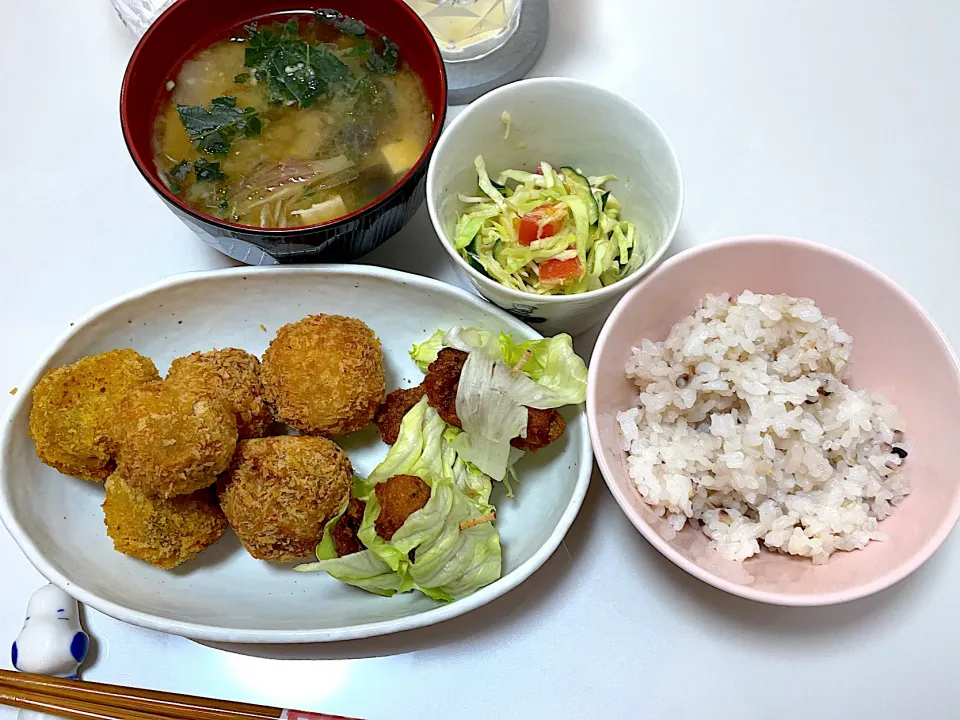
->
[152, 12, 433, 228]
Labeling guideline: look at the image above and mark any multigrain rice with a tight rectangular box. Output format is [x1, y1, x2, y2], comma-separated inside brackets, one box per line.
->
[617, 291, 908, 564]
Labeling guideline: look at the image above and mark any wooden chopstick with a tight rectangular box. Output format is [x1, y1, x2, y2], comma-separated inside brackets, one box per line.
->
[0, 684, 163, 720]
[0, 670, 360, 720]
[0, 670, 277, 720]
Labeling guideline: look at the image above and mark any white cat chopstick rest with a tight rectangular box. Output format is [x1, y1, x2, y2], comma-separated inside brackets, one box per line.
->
[11, 585, 89, 679]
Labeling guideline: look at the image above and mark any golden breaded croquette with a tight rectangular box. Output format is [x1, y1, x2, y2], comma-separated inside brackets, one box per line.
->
[28, 349, 159, 481]
[260, 315, 386, 436]
[423, 347, 566, 452]
[374, 474, 431, 541]
[374, 385, 426, 445]
[166, 348, 273, 439]
[102, 472, 227, 570]
[218, 436, 353, 562]
[107, 380, 237, 498]
[333, 497, 366, 557]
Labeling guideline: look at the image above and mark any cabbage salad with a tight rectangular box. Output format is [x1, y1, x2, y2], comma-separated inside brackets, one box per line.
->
[296, 327, 587, 602]
[451, 156, 651, 294]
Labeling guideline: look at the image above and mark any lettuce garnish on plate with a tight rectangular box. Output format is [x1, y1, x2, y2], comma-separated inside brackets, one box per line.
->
[411, 327, 587, 480]
[296, 327, 586, 602]
[295, 398, 500, 601]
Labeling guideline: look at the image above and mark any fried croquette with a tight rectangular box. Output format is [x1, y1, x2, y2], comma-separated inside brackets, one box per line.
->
[422, 348, 566, 452]
[374, 474, 431, 541]
[332, 497, 366, 557]
[103, 472, 227, 570]
[260, 315, 386, 437]
[28, 349, 159, 481]
[374, 386, 426, 445]
[218, 436, 353, 562]
[107, 381, 237, 498]
[166, 348, 273, 439]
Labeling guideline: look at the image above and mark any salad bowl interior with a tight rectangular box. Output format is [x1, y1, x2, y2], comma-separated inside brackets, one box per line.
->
[427, 77, 683, 334]
[0, 267, 592, 643]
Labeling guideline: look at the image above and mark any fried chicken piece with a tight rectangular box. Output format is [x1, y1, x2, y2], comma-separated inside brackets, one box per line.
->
[106, 380, 237, 498]
[512, 407, 566, 452]
[166, 348, 273, 439]
[374, 474, 431, 541]
[218, 436, 353, 562]
[28, 349, 159, 482]
[332, 497, 366, 557]
[260, 314, 386, 437]
[374, 386, 426, 445]
[423, 348, 467, 428]
[103, 471, 226, 570]
[422, 347, 565, 452]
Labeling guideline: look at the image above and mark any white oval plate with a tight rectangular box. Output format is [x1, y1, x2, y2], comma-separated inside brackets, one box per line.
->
[0, 266, 591, 643]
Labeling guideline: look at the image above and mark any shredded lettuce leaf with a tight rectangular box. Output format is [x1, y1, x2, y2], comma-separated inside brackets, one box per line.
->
[365, 396, 493, 507]
[359, 397, 501, 599]
[407, 328, 587, 481]
[406, 478, 501, 600]
[452, 350, 529, 480]
[296, 398, 500, 601]
[293, 503, 410, 597]
[409, 327, 587, 406]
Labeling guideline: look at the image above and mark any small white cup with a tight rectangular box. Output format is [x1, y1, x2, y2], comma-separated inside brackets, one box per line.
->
[427, 76, 683, 335]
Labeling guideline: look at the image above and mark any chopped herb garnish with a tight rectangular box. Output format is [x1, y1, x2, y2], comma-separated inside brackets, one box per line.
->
[351, 75, 393, 119]
[177, 96, 261, 155]
[193, 157, 227, 183]
[233, 72, 250, 84]
[244, 115, 262, 137]
[315, 8, 366, 36]
[365, 37, 399, 75]
[169, 182, 182, 193]
[301, 185, 318, 201]
[215, 186, 230, 216]
[170, 160, 193, 181]
[243, 20, 352, 108]
[344, 39, 373, 57]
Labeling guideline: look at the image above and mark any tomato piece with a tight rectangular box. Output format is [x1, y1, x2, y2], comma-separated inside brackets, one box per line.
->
[518, 215, 539, 245]
[539, 256, 583, 283]
[517, 205, 567, 246]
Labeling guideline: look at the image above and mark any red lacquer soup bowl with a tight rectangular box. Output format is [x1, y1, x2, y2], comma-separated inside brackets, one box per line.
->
[121, 0, 447, 265]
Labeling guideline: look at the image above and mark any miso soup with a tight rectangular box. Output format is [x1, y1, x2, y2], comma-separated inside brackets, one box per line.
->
[152, 10, 434, 228]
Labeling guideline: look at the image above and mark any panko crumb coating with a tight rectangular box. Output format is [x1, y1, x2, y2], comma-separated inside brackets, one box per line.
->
[103, 472, 227, 570]
[29, 349, 159, 482]
[260, 315, 386, 437]
[166, 348, 273, 439]
[218, 436, 353, 562]
[107, 380, 237, 498]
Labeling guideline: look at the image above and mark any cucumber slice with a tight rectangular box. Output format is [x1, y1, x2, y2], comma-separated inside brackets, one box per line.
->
[598, 190, 611, 212]
[561, 167, 599, 224]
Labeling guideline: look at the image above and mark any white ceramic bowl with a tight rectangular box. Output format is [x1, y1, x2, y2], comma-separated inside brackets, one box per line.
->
[0, 267, 592, 643]
[427, 77, 683, 336]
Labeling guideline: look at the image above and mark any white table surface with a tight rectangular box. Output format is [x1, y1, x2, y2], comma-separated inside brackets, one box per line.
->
[3, 1, 960, 718]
